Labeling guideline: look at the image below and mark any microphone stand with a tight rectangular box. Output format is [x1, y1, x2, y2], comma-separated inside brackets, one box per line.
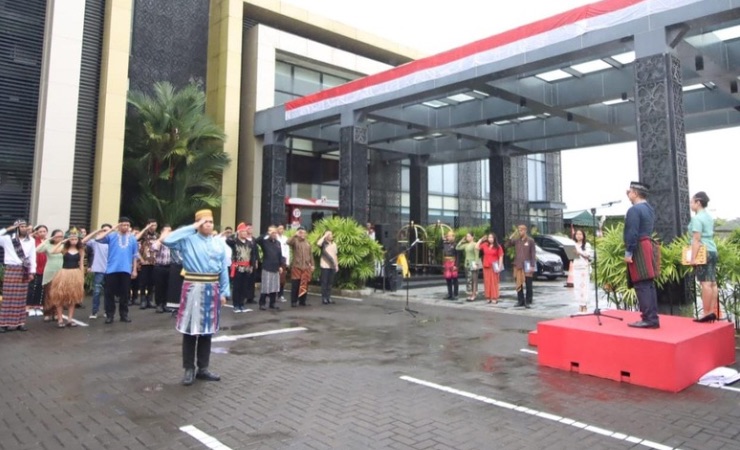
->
[387, 239, 422, 317]
[570, 207, 622, 326]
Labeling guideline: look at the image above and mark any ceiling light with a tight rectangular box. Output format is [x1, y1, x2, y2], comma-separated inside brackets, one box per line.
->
[413, 136, 428, 141]
[518, 115, 537, 121]
[683, 83, 705, 92]
[610, 51, 636, 65]
[713, 24, 740, 41]
[472, 90, 489, 97]
[493, 120, 511, 125]
[535, 69, 572, 82]
[602, 98, 629, 106]
[422, 100, 447, 108]
[570, 59, 612, 74]
[431, 132, 444, 138]
[447, 93, 475, 103]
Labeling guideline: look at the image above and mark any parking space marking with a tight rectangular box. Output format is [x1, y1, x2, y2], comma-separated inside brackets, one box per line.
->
[212, 327, 308, 343]
[180, 425, 232, 450]
[400, 375, 682, 450]
[61, 315, 88, 327]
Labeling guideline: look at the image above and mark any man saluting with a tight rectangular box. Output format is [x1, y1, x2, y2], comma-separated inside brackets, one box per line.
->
[164, 210, 231, 386]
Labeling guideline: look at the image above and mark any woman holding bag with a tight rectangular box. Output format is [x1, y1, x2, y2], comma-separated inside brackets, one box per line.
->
[689, 191, 718, 323]
[477, 233, 504, 304]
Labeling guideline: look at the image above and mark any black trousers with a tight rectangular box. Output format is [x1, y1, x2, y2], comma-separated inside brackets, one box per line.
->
[446, 278, 459, 298]
[231, 271, 256, 308]
[168, 263, 184, 304]
[138, 265, 155, 302]
[105, 272, 131, 318]
[516, 276, 534, 305]
[26, 275, 44, 306]
[153, 265, 170, 307]
[130, 275, 139, 302]
[182, 334, 212, 370]
[259, 292, 277, 307]
[320, 268, 335, 300]
[634, 279, 659, 325]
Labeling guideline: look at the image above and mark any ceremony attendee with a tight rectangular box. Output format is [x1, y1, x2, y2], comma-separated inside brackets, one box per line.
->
[36, 229, 64, 322]
[97, 218, 139, 324]
[457, 233, 480, 301]
[26, 225, 48, 316]
[506, 224, 536, 308]
[226, 222, 258, 312]
[48, 228, 85, 328]
[571, 228, 593, 313]
[0, 220, 36, 332]
[441, 231, 459, 300]
[83, 224, 112, 319]
[164, 210, 230, 386]
[624, 181, 660, 329]
[151, 225, 172, 314]
[287, 227, 314, 307]
[256, 226, 284, 310]
[136, 220, 159, 309]
[689, 191, 719, 323]
[317, 230, 338, 305]
[276, 224, 290, 302]
[477, 233, 504, 304]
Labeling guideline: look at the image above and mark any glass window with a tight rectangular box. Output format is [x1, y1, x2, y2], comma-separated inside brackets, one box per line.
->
[401, 166, 410, 191]
[293, 66, 321, 96]
[275, 61, 292, 92]
[442, 164, 457, 195]
[527, 154, 546, 201]
[429, 195, 443, 209]
[428, 165, 443, 193]
[323, 74, 347, 89]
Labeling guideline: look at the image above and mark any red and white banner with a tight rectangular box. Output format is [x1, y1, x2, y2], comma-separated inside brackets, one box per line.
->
[285, 0, 703, 121]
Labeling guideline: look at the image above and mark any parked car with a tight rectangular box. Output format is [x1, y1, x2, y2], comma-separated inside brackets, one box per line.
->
[533, 234, 577, 271]
[535, 244, 565, 280]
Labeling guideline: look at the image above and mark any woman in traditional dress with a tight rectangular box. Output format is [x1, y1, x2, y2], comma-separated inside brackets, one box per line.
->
[441, 231, 459, 300]
[456, 233, 480, 301]
[689, 191, 719, 322]
[48, 229, 85, 328]
[477, 233, 504, 304]
[572, 228, 593, 313]
[36, 229, 64, 322]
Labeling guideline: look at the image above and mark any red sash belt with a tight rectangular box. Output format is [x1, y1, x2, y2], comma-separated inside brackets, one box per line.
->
[230, 261, 251, 277]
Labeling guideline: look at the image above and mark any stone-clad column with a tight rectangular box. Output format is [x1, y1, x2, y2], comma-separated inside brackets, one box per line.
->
[338, 126, 369, 224]
[489, 152, 512, 243]
[634, 53, 690, 241]
[409, 155, 429, 225]
[260, 138, 287, 231]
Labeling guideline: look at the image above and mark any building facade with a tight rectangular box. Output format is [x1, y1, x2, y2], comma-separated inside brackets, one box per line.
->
[1, 0, 564, 236]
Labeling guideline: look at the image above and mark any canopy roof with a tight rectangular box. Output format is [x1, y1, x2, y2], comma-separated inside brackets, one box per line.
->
[255, 0, 740, 165]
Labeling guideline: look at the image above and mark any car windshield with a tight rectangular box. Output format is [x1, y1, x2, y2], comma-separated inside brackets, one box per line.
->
[546, 235, 576, 246]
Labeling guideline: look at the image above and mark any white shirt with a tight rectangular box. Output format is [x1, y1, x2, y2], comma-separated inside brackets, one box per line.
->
[277, 234, 290, 265]
[0, 228, 37, 273]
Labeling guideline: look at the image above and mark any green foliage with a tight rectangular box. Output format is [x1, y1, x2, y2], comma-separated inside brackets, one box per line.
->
[307, 216, 384, 290]
[714, 237, 740, 329]
[122, 81, 230, 227]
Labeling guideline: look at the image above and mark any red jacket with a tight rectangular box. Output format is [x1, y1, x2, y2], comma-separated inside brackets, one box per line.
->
[480, 242, 503, 268]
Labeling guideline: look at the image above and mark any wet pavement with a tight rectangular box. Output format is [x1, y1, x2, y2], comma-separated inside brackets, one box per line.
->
[1, 279, 739, 450]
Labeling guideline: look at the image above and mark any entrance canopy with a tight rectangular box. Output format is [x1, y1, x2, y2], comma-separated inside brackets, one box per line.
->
[255, 0, 740, 164]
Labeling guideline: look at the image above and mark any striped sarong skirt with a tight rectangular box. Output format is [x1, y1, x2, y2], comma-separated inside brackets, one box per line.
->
[176, 277, 221, 336]
[0, 265, 28, 327]
[261, 270, 280, 294]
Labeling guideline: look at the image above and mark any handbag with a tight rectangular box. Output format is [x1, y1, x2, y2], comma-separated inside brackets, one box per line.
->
[681, 245, 707, 265]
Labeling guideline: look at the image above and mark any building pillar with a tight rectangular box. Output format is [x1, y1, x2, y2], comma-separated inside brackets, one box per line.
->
[489, 152, 512, 242]
[260, 136, 287, 232]
[409, 155, 428, 225]
[30, 0, 86, 227]
[206, 0, 243, 228]
[90, 0, 133, 228]
[634, 53, 690, 241]
[338, 125, 369, 224]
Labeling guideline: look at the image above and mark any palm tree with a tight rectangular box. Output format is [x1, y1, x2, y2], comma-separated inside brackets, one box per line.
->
[122, 81, 230, 226]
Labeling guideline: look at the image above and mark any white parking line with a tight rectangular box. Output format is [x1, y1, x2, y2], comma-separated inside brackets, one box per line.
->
[180, 425, 232, 450]
[212, 327, 308, 343]
[399, 375, 682, 450]
[520, 348, 538, 355]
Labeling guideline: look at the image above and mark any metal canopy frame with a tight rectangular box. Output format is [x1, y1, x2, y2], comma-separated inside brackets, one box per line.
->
[254, 1, 740, 166]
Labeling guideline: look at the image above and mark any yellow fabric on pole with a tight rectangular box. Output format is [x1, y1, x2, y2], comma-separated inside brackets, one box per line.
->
[397, 253, 410, 278]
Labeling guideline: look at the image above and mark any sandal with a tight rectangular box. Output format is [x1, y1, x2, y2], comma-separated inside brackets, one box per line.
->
[57, 322, 65, 328]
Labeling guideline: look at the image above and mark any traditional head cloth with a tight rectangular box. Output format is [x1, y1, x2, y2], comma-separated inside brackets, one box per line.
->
[195, 209, 213, 221]
[297, 226, 306, 231]
[629, 181, 650, 195]
[64, 227, 80, 239]
[13, 218, 27, 227]
[236, 222, 248, 231]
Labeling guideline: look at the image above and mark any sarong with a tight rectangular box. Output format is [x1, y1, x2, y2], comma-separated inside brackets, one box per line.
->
[176, 274, 221, 335]
[628, 236, 660, 283]
[443, 258, 458, 279]
[0, 265, 29, 327]
[291, 266, 312, 297]
[261, 270, 280, 294]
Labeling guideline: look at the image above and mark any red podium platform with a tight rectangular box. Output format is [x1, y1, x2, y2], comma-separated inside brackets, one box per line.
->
[532, 310, 735, 392]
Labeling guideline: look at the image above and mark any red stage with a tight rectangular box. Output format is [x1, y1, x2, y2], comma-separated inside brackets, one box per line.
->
[531, 310, 736, 392]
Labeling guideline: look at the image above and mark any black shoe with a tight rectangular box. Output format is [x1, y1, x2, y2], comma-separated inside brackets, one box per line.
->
[139, 303, 147, 310]
[322, 298, 329, 304]
[16, 325, 28, 332]
[155, 305, 165, 314]
[120, 317, 132, 323]
[195, 369, 221, 382]
[182, 368, 195, 386]
[628, 320, 659, 329]
[259, 306, 267, 311]
[0, 327, 6, 333]
[514, 303, 525, 308]
[246, 299, 255, 304]
[104, 317, 114, 324]
[524, 305, 532, 309]
[291, 302, 298, 307]
[268, 305, 280, 311]
[693, 313, 717, 323]
[76, 304, 85, 309]
[444, 296, 453, 300]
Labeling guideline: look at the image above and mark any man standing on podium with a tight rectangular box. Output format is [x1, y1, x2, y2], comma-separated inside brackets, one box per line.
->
[624, 181, 660, 329]
[164, 209, 231, 386]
